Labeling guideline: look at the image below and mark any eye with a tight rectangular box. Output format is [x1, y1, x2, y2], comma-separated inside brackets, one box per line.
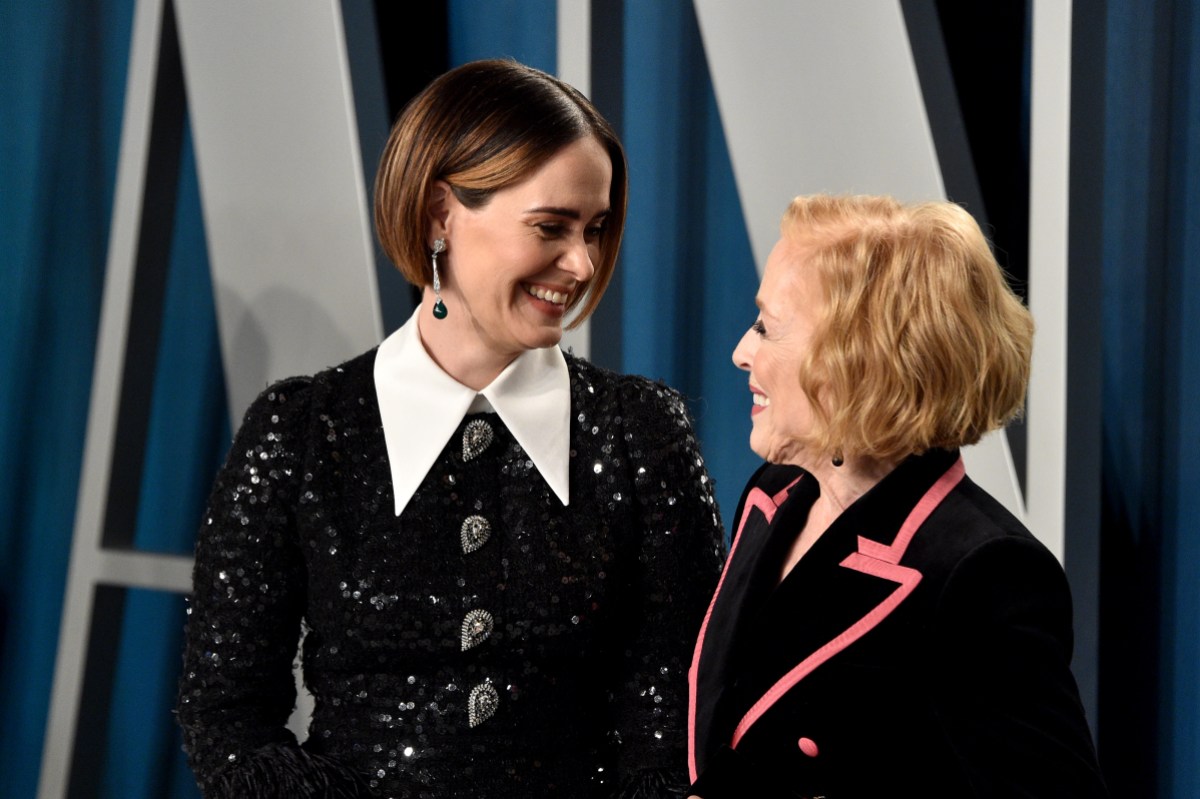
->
[752, 318, 767, 337]
[536, 223, 566, 238]
[584, 223, 605, 241]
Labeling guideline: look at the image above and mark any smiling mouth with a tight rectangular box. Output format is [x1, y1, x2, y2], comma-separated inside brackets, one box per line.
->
[523, 283, 569, 306]
[752, 393, 770, 408]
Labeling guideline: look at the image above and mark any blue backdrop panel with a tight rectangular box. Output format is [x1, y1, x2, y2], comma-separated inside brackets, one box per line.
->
[0, 1, 135, 796]
[1160, 4, 1200, 794]
[100, 590, 200, 799]
[1100, 1, 1200, 796]
[448, 0, 555, 71]
[620, 1, 762, 524]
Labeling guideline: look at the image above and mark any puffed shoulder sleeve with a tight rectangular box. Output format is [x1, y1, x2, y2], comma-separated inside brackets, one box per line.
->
[609, 378, 727, 798]
[934, 535, 1109, 797]
[176, 379, 367, 798]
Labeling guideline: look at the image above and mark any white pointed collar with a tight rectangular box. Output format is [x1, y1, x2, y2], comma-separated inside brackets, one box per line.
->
[373, 306, 572, 516]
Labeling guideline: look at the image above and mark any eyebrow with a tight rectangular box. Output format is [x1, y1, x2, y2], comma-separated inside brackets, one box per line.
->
[757, 296, 783, 322]
[526, 206, 612, 220]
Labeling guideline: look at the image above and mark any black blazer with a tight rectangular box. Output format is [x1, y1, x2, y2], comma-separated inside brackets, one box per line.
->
[688, 448, 1107, 798]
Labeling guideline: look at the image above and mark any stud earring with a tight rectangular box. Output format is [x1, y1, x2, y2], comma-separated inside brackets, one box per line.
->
[831, 453, 844, 467]
[431, 238, 448, 319]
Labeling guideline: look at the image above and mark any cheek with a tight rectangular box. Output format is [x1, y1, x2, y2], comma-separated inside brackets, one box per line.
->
[755, 349, 782, 392]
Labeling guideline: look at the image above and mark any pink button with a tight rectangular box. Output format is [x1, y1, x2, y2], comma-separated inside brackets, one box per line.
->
[798, 737, 819, 757]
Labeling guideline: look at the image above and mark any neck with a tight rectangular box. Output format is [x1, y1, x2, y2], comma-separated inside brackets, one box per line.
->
[805, 453, 900, 525]
[416, 288, 518, 390]
[774, 452, 901, 583]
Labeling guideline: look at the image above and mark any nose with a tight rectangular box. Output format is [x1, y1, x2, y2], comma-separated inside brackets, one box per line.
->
[732, 326, 756, 372]
[561, 238, 597, 283]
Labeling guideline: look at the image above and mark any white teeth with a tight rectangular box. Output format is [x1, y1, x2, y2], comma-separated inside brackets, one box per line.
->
[525, 284, 567, 305]
[752, 393, 770, 407]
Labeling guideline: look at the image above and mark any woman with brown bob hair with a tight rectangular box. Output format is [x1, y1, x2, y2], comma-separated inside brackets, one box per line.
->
[687, 195, 1107, 797]
[179, 60, 724, 798]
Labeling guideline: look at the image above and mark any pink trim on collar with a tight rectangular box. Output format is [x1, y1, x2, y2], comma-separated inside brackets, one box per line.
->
[772, 475, 803, 507]
[687, 475, 802, 781]
[728, 457, 965, 749]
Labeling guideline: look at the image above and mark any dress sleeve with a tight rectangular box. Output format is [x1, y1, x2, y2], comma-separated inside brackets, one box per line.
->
[932, 535, 1109, 798]
[609, 379, 728, 798]
[176, 379, 367, 798]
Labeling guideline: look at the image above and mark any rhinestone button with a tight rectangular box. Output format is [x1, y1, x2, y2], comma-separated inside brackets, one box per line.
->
[460, 515, 491, 554]
[462, 419, 494, 461]
[468, 682, 499, 728]
[461, 609, 494, 651]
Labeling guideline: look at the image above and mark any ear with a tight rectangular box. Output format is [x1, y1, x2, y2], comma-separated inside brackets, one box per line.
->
[426, 180, 456, 243]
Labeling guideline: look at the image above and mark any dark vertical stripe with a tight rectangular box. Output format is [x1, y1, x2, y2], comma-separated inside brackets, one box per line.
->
[67, 586, 126, 798]
[899, 0, 1031, 496]
[1065, 0, 1111, 754]
[101, 0, 186, 550]
[899, 0, 991, 223]
[930, 0, 1032, 289]
[369, 0, 450, 320]
[586, 0, 625, 370]
[342, 0, 415, 335]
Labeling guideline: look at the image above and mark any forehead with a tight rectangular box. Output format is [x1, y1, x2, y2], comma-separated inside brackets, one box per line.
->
[759, 238, 817, 316]
[504, 137, 612, 207]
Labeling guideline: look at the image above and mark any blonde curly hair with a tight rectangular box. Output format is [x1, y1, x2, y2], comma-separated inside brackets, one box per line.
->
[781, 194, 1034, 462]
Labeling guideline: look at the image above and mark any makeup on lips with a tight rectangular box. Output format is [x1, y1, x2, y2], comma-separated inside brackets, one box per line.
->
[750, 385, 770, 416]
[522, 282, 572, 316]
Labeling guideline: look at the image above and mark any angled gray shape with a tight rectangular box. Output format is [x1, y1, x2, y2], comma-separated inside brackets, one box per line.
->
[174, 0, 382, 420]
[694, 1, 944, 270]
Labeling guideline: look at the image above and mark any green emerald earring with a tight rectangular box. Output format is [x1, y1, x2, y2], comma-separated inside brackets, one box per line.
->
[431, 238, 447, 319]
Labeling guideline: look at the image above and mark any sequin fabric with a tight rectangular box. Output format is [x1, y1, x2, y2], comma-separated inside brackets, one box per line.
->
[177, 349, 726, 798]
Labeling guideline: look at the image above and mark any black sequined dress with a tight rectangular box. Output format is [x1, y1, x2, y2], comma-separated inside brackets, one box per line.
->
[177, 348, 726, 798]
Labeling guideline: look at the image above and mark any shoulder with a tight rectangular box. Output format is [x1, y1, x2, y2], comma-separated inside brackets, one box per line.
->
[307, 347, 378, 398]
[913, 476, 1074, 637]
[910, 473, 1047, 571]
[245, 349, 377, 413]
[233, 348, 378, 441]
[564, 351, 695, 441]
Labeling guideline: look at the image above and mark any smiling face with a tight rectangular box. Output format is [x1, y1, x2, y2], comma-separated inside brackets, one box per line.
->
[732, 237, 824, 466]
[430, 136, 613, 361]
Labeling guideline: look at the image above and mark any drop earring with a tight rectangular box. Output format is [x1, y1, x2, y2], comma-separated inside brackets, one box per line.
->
[831, 453, 844, 467]
[431, 238, 447, 319]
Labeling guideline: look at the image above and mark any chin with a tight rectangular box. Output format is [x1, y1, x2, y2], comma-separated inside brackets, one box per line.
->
[751, 431, 800, 466]
[520, 327, 564, 351]
[748, 435, 770, 462]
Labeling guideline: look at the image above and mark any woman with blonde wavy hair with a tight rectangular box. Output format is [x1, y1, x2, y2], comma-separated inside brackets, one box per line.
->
[687, 195, 1107, 797]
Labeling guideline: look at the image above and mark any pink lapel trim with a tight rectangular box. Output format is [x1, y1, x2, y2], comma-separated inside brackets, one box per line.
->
[728, 457, 965, 749]
[688, 474, 803, 780]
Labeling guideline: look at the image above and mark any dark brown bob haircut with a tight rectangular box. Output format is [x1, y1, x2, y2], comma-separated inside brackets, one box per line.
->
[782, 194, 1034, 462]
[374, 59, 628, 328]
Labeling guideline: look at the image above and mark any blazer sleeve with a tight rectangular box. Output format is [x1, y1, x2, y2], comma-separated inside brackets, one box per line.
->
[932, 535, 1109, 798]
[176, 379, 368, 798]
[607, 378, 728, 797]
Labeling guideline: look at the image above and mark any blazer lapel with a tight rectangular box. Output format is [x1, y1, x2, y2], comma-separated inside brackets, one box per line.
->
[688, 463, 805, 779]
[728, 453, 965, 747]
